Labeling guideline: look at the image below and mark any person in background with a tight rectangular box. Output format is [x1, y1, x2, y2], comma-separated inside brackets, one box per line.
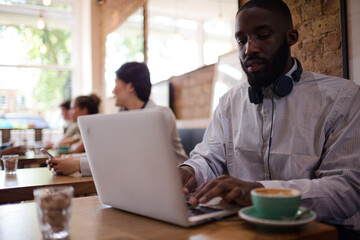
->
[0, 144, 24, 156]
[48, 62, 187, 176]
[57, 93, 101, 153]
[178, 0, 360, 239]
[46, 100, 73, 149]
[59, 100, 72, 133]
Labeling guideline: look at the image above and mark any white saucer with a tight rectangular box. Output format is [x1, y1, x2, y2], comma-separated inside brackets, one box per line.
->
[238, 206, 316, 228]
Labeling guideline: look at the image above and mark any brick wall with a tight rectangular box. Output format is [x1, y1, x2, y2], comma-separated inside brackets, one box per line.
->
[170, 0, 342, 119]
[169, 65, 215, 119]
[285, 0, 342, 77]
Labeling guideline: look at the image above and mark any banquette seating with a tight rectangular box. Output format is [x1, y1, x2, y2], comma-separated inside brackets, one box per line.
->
[177, 128, 206, 156]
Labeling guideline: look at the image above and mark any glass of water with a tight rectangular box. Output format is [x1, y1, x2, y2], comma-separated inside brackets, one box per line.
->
[33, 186, 74, 240]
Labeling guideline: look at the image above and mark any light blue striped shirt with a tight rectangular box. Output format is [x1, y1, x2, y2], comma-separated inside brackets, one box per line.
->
[183, 67, 360, 232]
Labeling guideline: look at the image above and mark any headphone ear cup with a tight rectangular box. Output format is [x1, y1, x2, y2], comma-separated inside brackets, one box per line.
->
[248, 86, 263, 104]
[272, 76, 293, 97]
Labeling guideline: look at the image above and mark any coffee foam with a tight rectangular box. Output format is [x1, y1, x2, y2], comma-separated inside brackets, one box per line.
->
[253, 188, 300, 197]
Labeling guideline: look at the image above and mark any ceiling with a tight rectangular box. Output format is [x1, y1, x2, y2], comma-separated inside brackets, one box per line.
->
[0, 0, 238, 22]
[148, 0, 239, 21]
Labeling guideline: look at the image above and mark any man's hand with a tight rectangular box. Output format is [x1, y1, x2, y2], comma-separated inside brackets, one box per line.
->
[178, 165, 198, 195]
[2, 146, 25, 156]
[189, 175, 263, 207]
[47, 156, 80, 175]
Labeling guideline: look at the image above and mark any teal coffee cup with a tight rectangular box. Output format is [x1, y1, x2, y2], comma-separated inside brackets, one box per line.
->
[251, 188, 301, 220]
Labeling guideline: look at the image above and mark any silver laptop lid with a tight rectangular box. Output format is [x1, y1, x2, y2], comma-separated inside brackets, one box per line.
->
[78, 109, 190, 226]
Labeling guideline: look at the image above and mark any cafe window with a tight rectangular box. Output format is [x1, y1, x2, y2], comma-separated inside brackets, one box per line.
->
[203, 18, 234, 65]
[104, 8, 144, 97]
[0, 0, 73, 128]
[16, 95, 27, 109]
[147, 15, 200, 84]
[104, 2, 237, 96]
[0, 95, 7, 108]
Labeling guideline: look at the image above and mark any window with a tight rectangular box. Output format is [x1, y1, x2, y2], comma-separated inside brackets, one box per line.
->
[104, 1, 237, 93]
[147, 15, 200, 83]
[0, 0, 73, 128]
[104, 8, 144, 97]
[0, 95, 7, 108]
[203, 17, 234, 65]
[16, 95, 26, 109]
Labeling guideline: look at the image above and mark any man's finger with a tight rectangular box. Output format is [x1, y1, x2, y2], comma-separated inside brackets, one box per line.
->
[222, 187, 244, 204]
[190, 180, 218, 205]
[183, 176, 197, 194]
[190, 182, 208, 203]
[198, 183, 229, 204]
[182, 187, 189, 195]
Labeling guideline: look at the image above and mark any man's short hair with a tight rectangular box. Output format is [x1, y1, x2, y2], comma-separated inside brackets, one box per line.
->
[115, 62, 152, 102]
[237, 0, 293, 28]
[59, 100, 71, 110]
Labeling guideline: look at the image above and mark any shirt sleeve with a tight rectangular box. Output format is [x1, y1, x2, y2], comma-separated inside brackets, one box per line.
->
[259, 88, 360, 231]
[181, 104, 227, 186]
[79, 153, 92, 176]
[64, 123, 79, 138]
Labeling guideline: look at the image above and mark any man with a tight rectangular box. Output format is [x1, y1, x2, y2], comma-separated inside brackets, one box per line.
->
[59, 100, 72, 133]
[179, 0, 360, 236]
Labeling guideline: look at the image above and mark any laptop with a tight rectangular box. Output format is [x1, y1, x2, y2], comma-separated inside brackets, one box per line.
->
[78, 108, 240, 227]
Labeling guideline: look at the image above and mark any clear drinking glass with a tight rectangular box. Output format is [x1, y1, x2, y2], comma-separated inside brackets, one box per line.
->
[33, 186, 74, 240]
[34, 141, 44, 154]
[1, 154, 19, 174]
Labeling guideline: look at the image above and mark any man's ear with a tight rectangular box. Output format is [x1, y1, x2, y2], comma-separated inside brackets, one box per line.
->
[287, 28, 299, 46]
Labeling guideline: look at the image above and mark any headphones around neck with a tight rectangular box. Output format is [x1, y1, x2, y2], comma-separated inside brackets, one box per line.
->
[248, 58, 303, 104]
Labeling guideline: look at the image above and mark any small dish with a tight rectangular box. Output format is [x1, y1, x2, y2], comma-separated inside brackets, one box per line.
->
[238, 206, 316, 229]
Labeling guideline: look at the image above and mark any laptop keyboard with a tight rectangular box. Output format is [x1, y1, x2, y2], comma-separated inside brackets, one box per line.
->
[186, 201, 222, 216]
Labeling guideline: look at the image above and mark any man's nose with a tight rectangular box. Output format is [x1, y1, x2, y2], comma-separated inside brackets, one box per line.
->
[245, 39, 259, 56]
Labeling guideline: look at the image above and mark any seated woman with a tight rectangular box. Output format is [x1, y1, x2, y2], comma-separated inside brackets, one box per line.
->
[48, 62, 187, 175]
[57, 93, 101, 153]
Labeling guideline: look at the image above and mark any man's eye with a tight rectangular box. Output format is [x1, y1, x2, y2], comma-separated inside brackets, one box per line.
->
[258, 33, 270, 39]
[236, 38, 246, 45]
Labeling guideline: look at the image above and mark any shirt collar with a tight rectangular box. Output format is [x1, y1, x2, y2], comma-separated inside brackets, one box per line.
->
[285, 57, 298, 78]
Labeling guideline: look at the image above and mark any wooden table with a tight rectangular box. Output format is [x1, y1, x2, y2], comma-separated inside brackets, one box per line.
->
[0, 167, 96, 204]
[0, 196, 337, 240]
[17, 151, 48, 167]
[1, 150, 57, 169]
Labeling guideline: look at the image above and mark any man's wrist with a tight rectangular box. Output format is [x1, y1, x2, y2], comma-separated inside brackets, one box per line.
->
[180, 165, 195, 176]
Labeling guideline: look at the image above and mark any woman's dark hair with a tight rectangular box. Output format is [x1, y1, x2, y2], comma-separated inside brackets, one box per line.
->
[115, 62, 152, 102]
[75, 94, 101, 114]
[59, 100, 71, 110]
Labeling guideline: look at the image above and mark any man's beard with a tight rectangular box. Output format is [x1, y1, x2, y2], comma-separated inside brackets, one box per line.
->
[241, 37, 290, 89]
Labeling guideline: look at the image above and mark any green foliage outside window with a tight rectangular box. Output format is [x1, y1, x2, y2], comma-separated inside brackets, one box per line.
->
[14, 25, 72, 110]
